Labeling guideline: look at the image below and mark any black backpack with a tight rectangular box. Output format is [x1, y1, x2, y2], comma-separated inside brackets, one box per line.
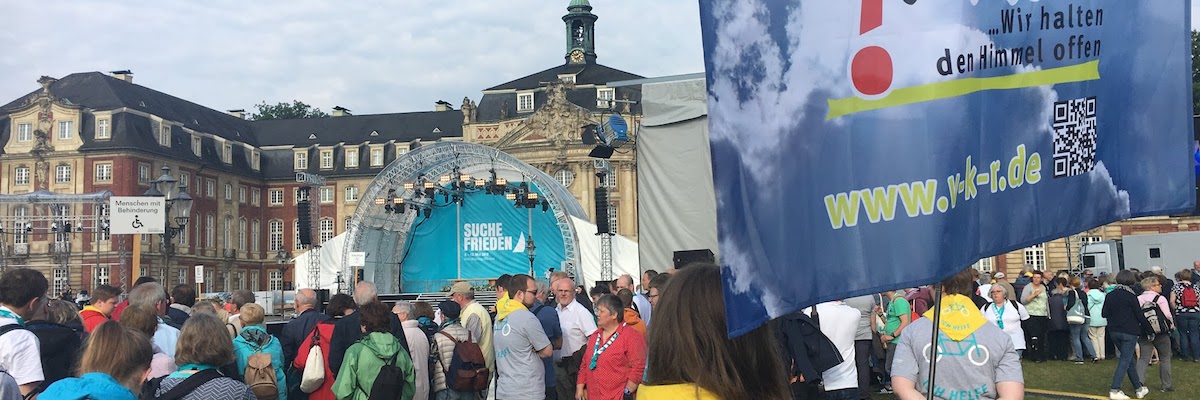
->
[140, 369, 222, 400]
[358, 352, 406, 400]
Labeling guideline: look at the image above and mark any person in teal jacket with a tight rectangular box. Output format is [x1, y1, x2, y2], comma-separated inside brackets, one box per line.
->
[233, 303, 287, 400]
[333, 302, 415, 400]
[42, 322, 154, 400]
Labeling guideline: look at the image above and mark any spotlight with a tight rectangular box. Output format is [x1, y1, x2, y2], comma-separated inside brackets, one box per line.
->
[403, 182, 415, 190]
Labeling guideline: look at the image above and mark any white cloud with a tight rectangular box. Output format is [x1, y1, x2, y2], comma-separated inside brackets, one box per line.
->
[0, 0, 705, 114]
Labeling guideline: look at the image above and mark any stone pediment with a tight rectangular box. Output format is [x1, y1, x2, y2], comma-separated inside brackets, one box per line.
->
[493, 82, 597, 150]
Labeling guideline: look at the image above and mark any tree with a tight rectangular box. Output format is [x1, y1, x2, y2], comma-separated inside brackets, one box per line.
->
[249, 100, 330, 120]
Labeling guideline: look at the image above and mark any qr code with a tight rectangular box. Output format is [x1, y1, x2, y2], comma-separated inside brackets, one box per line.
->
[1052, 96, 1097, 178]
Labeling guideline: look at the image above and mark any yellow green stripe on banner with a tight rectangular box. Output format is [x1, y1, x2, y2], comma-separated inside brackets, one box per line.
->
[826, 60, 1100, 120]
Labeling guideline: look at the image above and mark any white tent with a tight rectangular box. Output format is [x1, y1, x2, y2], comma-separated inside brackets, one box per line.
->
[293, 216, 640, 292]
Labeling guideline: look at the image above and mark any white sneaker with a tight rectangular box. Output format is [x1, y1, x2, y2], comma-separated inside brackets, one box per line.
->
[1135, 386, 1150, 399]
[1109, 390, 1130, 400]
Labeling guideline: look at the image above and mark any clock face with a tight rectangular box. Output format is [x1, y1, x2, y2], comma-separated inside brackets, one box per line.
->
[570, 50, 584, 63]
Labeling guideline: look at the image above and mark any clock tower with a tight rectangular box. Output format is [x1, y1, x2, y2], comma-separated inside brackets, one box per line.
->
[563, 0, 598, 65]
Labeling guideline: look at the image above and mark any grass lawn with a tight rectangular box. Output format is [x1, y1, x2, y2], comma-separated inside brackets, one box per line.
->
[870, 358, 1196, 399]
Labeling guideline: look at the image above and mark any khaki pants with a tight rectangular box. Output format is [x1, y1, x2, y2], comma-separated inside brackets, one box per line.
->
[1088, 326, 1106, 360]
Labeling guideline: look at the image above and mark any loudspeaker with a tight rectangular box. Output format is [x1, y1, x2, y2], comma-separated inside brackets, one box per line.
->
[594, 189, 610, 234]
[673, 249, 715, 269]
[297, 200, 312, 246]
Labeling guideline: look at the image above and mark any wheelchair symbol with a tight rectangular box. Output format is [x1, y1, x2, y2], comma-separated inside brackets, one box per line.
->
[132, 215, 144, 229]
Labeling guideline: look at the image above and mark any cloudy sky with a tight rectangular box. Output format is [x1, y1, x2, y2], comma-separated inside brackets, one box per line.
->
[0, 0, 704, 115]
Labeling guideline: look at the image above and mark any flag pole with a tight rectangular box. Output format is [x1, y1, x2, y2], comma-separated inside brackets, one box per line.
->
[926, 285, 943, 400]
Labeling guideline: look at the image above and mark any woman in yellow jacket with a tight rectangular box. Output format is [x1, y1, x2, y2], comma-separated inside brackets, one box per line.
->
[637, 265, 790, 400]
[333, 302, 416, 400]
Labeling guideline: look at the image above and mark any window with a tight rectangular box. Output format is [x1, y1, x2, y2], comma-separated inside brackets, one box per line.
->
[320, 149, 333, 169]
[600, 172, 617, 189]
[13, 207, 27, 245]
[224, 183, 233, 201]
[95, 163, 112, 182]
[517, 92, 535, 112]
[58, 121, 73, 140]
[204, 179, 215, 198]
[97, 119, 110, 139]
[596, 87, 615, 108]
[973, 257, 994, 274]
[177, 269, 186, 285]
[179, 172, 189, 189]
[269, 189, 284, 206]
[251, 188, 261, 206]
[1079, 235, 1103, 245]
[346, 148, 359, 168]
[295, 188, 310, 204]
[345, 186, 359, 202]
[250, 219, 260, 253]
[159, 125, 171, 146]
[320, 187, 334, 204]
[240, 218, 249, 249]
[138, 164, 151, 184]
[395, 143, 410, 156]
[17, 123, 32, 141]
[294, 220, 305, 251]
[235, 271, 245, 291]
[294, 151, 308, 170]
[1149, 247, 1162, 259]
[55, 164, 72, 183]
[53, 268, 68, 297]
[94, 266, 110, 287]
[222, 143, 232, 164]
[609, 201, 618, 234]
[222, 216, 232, 249]
[98, 204, 110, 242]
[53, 205, 70, 244]
[191, 135, 202, 156]
[554, 169, 575, 187]
[205, 270, 214, 292]
[1024, 243, 1046, 271]
[251, 150, 261, 171]
[239, 186, 247, 203]
[175, 209, 184, 245]
[269, 270, 284, 291]
[370, 147, 384, 167]
[205, 214, 215, 248]
[319, 219, 334, 243]
[559, 74, 576, 84]
[250, 270, 260, 291]
[344, 217, 352, 232]
[269, 220, 284, 252]
[14, 167, 29, 186]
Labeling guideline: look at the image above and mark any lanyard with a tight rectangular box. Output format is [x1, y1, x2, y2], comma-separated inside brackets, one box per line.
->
[589, 330, 621, 370]
[993, 303, 1005, 330]
[0, 308, 24, 327]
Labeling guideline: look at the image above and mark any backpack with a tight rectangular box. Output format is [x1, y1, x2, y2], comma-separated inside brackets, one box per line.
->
[140, 369, 222, 400]
[360, 352, 406, 400]
[1181, 285, 1199, 308]
[1141, 295, 1172, 334]
[244, 346, 279, 400]
[0, 324, 25, 338]
[438, 330, 490, 392]
[299, 325, 325, 393]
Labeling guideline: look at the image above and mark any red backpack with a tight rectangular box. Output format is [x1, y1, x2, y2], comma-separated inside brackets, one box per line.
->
[1181, 284, 1199, 308]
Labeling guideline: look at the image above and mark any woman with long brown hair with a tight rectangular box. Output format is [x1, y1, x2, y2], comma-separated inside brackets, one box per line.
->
[637, 263, 790, 400]
[41, 321, 154, 399]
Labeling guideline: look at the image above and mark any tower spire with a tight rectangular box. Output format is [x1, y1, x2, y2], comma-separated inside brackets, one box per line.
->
[563, 0, 598, 64]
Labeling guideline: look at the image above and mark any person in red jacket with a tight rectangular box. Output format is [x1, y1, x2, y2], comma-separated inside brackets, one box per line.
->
[79, 285, 121, 333]
[109, 277, 157, 321]
[292, 294, 357, 400]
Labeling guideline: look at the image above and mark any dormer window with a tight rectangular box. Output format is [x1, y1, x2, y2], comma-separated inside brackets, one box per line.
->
[320, 149, 334, 169]
[191, 135, 202, 156]
[558, 74, 576, 84]
[159, 124, 171, 147]
[294, 150, 308, 170]
[395, 143, 410, 156]
[57, 120, 73, 140]
[96, 118, 110, 140]
[251, 150, 261, 171]
[597, 87, 615, 108]
[17, 123, 32, 141]
[222, 142, 233, 164]
[517, 92, 535, 113]
[346, 148, 359, 168]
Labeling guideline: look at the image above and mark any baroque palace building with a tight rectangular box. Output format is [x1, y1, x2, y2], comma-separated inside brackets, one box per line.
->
[0, 0, 642, 295]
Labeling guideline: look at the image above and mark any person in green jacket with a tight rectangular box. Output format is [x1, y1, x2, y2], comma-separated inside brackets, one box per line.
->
[333, 301, 415, 400]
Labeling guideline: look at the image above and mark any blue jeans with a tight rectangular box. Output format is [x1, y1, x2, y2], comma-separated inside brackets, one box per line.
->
[1110, 332, 1142, 391]
[1069, 323, 1095, 360]
[435, 389, 477, 400]
[1178, 312, 1200, 360]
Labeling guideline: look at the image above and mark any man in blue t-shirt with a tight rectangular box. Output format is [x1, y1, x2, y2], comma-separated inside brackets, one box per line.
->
[533, 281, 564, 399]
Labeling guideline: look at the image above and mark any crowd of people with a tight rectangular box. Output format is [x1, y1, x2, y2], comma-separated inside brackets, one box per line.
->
[0, 260, 1197, 399]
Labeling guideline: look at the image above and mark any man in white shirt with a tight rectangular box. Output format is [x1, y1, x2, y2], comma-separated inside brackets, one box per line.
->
[126, 282, 181, 357]
[809, 300, 861, 400]
[616, 274, 652, 325]
[0, 269, 48, 396]
[552, 277, 597, 400]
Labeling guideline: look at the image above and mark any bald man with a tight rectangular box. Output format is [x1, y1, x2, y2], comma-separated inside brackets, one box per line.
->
[552, 277, 596, 400]
[616, 274, 652, 325]
[281, 288, 329, 374]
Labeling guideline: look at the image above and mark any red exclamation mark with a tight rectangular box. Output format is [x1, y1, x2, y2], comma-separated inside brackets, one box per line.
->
[851, 0, 893, 96]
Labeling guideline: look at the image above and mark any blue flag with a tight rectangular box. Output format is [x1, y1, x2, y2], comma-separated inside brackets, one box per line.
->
[698, 0, 1196, 336]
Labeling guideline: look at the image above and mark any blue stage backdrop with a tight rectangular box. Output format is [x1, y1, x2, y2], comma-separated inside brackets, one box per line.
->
[698, 1, 1195, 336]
[400, 182, 565, 285]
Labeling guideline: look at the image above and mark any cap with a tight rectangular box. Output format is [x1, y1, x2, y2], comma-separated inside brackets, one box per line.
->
[450, 281, 473, 295]
[438, 300, 461, 320]
[1150, 266, 1163, 274]
[993, 272, 1005, 279]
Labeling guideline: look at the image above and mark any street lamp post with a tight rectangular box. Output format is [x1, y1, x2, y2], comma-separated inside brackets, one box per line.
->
[143, 166, 193, 283]
[275, 249, 290, 290]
